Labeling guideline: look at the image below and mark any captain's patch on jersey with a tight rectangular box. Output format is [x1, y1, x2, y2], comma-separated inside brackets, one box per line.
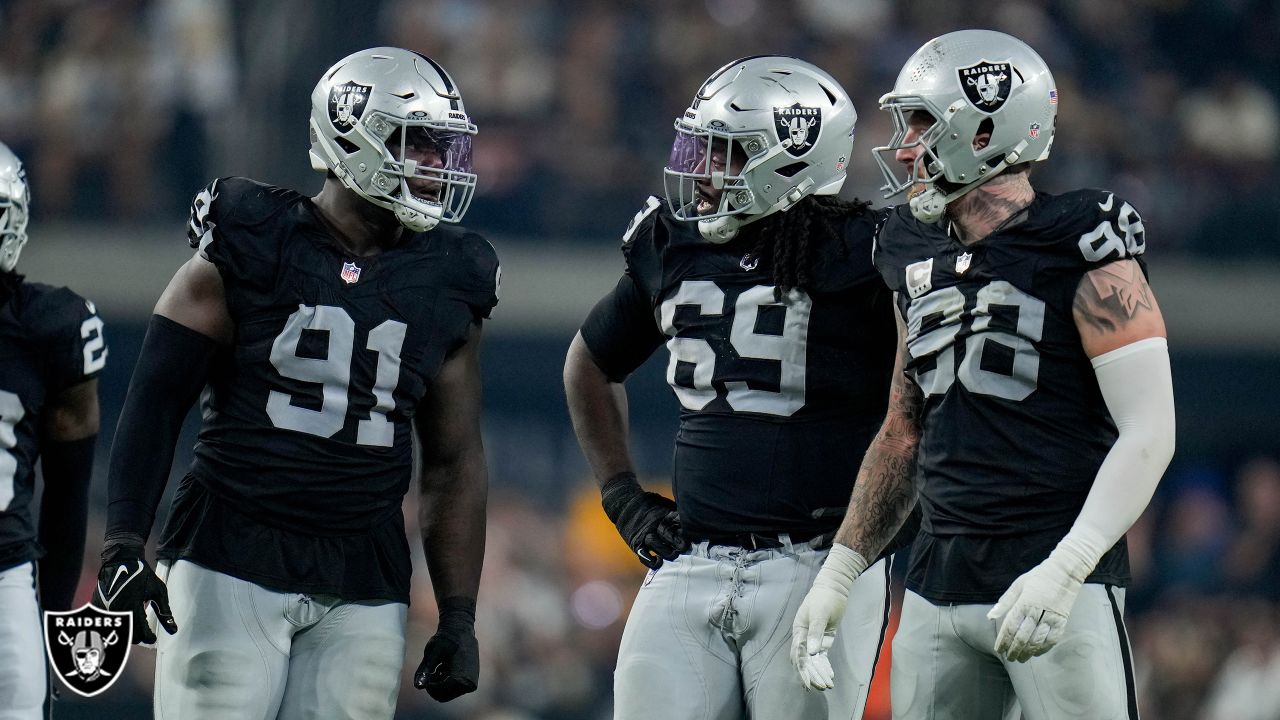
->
[958, 60, 1012, 113]
[905, 258, 934, 298]
[329, 83, 372, 131]
[44, 604, 133, 698]
[774, 104, 821, 157]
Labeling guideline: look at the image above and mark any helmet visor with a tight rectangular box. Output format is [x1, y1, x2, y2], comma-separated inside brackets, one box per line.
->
[662, 120, 761, 221]
[377, 117, 477, 224]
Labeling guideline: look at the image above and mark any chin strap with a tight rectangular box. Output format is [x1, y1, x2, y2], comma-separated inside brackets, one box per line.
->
[909, 139, 1032, 224]
[697, 176, 818, 243]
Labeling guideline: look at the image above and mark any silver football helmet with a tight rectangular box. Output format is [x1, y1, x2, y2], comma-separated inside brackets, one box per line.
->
[664, 56, 857, 243]
[872, 30, 1057, 222]
[309, 47, 477, 232]
[0, 142, 29, 273]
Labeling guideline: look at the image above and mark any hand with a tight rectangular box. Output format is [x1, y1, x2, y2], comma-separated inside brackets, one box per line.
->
[790, 543, 868, 691]
[988, 541, 1092, 663]
[92, 533, 177, 645]
[414, 598, 480, 702]
[790, 627, 836, 691]
[600, 472, 689, 570]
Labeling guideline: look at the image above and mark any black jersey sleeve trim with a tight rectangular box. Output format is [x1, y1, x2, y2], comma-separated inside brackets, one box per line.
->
[105, 315, 221, 539]
[579, 274, 665, 383]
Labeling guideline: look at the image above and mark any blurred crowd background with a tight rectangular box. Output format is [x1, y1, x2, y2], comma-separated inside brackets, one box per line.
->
[6, 0, 1279, 719]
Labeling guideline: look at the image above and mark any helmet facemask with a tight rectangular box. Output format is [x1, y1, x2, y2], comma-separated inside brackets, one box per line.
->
[663, 119, 771, 230]
[0, 160, 30, 273]
[364, 116, 475, 232]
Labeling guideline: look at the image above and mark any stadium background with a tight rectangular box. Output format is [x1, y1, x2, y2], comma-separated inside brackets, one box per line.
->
[6, 1, 1279, 718]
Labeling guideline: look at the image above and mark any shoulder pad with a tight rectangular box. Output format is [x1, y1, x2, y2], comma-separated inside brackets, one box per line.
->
[434, 224, 501, 320]
[187, 177, 299, 252]
[23, 284, 106, 382]
[619, 196, 669, 297]
[1052, 189, 1146, 264]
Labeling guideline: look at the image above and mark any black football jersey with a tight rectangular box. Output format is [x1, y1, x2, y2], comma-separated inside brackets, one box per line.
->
[586, 197, 896, 540]
[0, 279, 106, 570]
[156, 177, 498, 602]
[874, 189, 1148, 603]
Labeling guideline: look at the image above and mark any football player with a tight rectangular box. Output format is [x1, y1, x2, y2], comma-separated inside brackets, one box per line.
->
[0, 141, 105, 719]
[791, 30, 1176, 719]
[564, 56, 909, 720]
[92, 48, 499, 719]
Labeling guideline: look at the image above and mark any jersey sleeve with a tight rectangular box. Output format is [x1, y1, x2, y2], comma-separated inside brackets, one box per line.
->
[1033, 190, 1150, 308]
[620, 196, 665, 301]
[29, 288, 107, 391]
[185, 177, 284, 294]
[579, 274, 665, 382]
[451, 231, 500, 321]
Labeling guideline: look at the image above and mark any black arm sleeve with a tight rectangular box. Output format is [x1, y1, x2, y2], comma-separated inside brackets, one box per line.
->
[105, 315, 220, 539]
[36, 435, 95, 611]
[578, 274, 665, 383]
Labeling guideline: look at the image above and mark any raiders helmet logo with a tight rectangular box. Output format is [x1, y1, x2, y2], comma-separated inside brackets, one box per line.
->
[328, 82, 373, 131]
[958, 60, 1013, 113]
[44, 604, 133, 698]
[774, 104, 822, 157]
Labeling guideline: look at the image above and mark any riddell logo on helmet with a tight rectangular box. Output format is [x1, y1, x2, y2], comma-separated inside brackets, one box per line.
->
[44, 604, 134, 698]
[958, 60, 1013, 113]
[328, 83, 373, 130]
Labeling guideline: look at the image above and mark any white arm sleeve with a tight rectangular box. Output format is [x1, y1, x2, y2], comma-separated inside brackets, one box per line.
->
[1057, 337, 1176, 570]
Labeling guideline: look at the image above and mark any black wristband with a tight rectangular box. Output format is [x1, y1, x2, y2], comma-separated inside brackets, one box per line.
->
[437, 596, 477, 635]
[101, 531, 147, 563]
[600, 472, 642, 523]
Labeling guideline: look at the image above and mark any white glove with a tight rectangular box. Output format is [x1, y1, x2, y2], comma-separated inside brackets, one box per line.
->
[987, 536, 1093, 663]
[790, 543, 868, 691]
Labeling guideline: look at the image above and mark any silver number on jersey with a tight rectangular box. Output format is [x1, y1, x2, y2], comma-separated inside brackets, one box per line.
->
[267, 304, 407, 445]
[0, 390, 25, 511]
[660, 281, 812, 416]
[660, 281, 723, 411]
[905, 280, 1046, 400]
[80, 313, 107, 375]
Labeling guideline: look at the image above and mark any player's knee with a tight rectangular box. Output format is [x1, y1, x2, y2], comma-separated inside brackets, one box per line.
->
[181, 647, 264, 700]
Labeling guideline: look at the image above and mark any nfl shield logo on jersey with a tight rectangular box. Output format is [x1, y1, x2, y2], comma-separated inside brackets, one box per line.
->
[340, 261, 362, 284]
[955, 252, 973, 275]
[44, 604, 133, 698]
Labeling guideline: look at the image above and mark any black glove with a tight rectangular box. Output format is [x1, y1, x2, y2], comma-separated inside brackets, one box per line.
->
[414, 597, 480, 702]
[92, 532, 178, 645]
[601, 472, 689, 570]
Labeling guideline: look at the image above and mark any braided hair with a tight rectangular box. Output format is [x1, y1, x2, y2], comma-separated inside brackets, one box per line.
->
[740, 195, 872, 301]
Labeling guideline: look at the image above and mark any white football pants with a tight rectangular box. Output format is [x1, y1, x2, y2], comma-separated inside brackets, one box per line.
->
[614, 538, 890, 720]
[154, 559, 407, 720]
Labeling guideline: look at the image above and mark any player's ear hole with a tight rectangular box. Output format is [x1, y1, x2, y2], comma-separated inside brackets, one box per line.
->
[973, 118, 994, 151]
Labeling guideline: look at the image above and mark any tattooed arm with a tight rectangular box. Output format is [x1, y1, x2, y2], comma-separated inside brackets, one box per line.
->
[1072, 258, 1166, 356]
[832, 304, 924, 560]
[988, 258, 1175, 662]
[792, 302, 923, 689]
